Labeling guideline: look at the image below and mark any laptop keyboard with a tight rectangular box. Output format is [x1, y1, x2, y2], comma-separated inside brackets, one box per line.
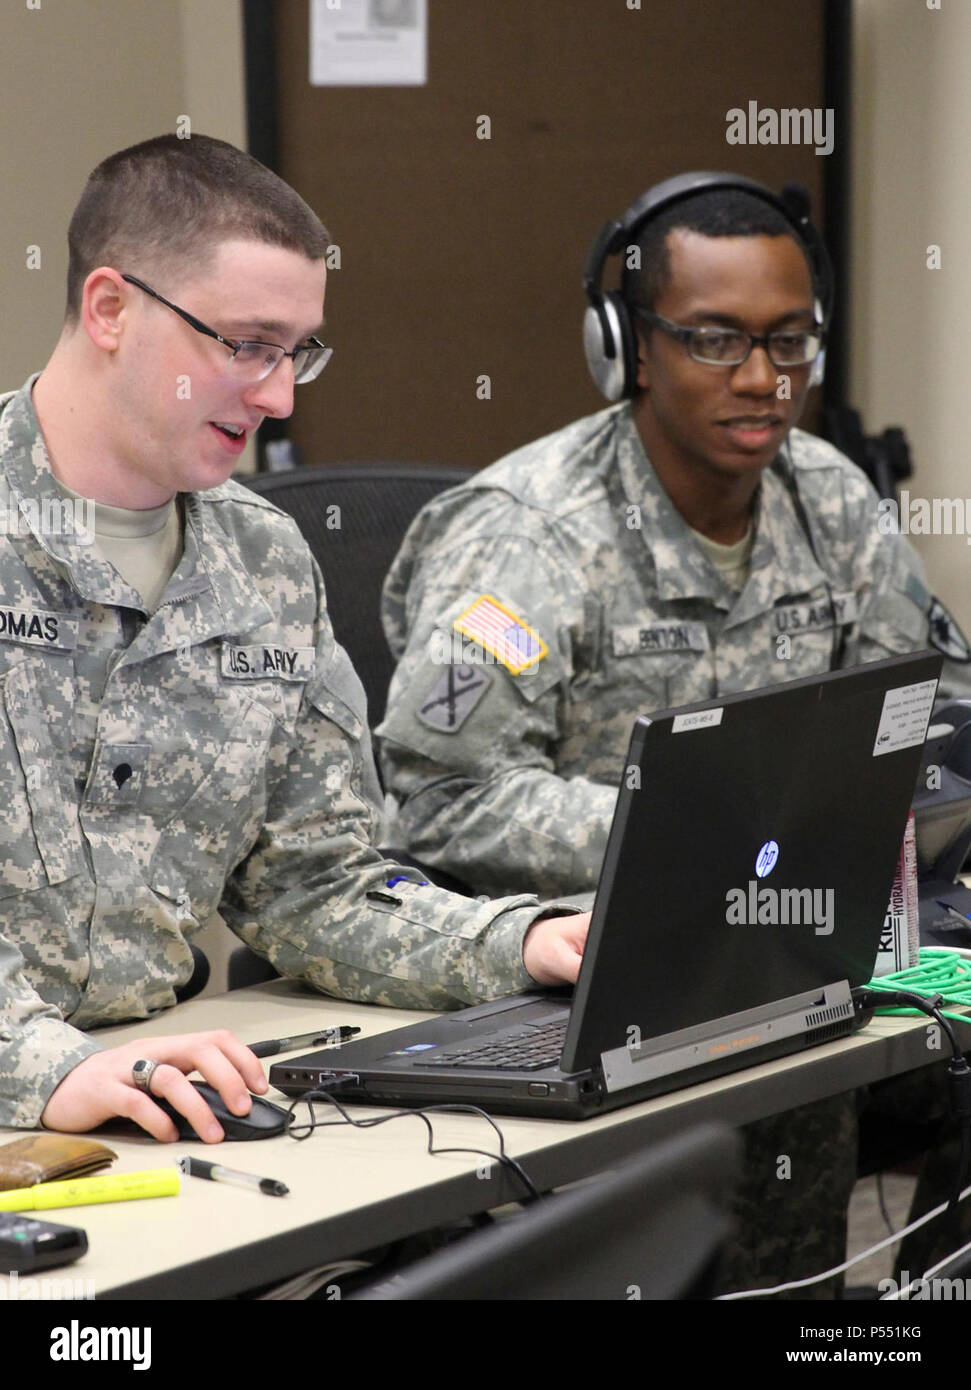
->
[422, 1018, 568, 1071]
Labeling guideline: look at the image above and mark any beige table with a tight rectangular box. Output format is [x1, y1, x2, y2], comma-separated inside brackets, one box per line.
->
[1, 977, 965, 1299]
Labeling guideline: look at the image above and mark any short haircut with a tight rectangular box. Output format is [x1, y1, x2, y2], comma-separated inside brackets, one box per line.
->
[65, 133, 330, 323]
[620, 187, 812, 315]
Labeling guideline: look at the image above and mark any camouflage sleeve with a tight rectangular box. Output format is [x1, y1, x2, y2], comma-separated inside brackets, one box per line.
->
[377, 520, 617, 898]
[219, 561, 574, 1011]
[848, 491, 971, 700]
[0, 935, 103, 1128]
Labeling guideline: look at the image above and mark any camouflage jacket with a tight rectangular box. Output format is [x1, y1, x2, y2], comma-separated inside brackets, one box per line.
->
[379, 402, 971, 898]
[0, 378, 558, 1128]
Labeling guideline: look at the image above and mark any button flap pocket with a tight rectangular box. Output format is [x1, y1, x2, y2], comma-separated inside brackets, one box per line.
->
[149, 698, 274, 910]
[86, 742, 151, 807]
[307, 644, 366, 739]
[2, 660, 85, 888]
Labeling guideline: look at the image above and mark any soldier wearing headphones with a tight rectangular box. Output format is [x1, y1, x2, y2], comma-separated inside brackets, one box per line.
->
[379, 172, 971, 901]
[376, 173, 971, 1295]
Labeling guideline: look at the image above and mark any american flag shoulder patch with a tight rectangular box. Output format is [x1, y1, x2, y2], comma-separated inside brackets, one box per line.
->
[453, 595, 548, 675]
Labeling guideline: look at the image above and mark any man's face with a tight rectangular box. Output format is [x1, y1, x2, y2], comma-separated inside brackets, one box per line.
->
[115, 239, 327, 497]
[633, 230, 816, 489]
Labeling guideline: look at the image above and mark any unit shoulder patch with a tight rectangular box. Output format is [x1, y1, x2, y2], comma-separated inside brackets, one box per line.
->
[417, 664, 493, 733]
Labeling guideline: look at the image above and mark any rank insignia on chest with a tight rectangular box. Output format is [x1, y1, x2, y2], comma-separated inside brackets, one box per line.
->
[452, 595, 548, 675]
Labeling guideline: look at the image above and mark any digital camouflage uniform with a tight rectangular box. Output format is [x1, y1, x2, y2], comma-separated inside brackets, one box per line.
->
[0, 377, 576, 1130]
[379, 402, 971, 900]
[378, 401, 971, 1297]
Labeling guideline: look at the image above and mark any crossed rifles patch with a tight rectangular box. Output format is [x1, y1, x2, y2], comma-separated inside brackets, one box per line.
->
[418, 663, 493, 732]
[417, 595, 548, 733]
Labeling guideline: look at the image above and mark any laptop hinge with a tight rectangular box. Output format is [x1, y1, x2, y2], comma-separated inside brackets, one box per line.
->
[599, 980, 854, 1095]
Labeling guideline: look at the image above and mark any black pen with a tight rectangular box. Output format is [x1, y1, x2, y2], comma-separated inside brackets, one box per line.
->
[246, 1027, 361, 1059]
[178, 1155, 289, 1197]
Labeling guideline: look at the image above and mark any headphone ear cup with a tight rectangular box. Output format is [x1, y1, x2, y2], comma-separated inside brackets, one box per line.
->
[807, 297, 826, 389]
[583, 291, 638, 401]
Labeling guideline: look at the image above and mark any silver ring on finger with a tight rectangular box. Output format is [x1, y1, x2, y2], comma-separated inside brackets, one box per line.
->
[131, 1059, 161, 1094]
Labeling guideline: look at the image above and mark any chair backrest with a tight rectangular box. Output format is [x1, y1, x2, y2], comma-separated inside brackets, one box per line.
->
[350, 1123, 740, 1301]
[242, 464, 472, 727]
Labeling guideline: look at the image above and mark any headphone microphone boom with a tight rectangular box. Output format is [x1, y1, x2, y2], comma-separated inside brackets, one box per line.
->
[582, 171, 833, 401]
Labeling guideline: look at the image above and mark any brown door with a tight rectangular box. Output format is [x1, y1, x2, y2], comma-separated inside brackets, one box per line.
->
[272, 0, 827, 469]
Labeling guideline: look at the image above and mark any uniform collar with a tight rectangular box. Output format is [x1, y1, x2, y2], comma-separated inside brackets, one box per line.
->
[612, 405, 827, 613]
[0, 376, 272, 646]
[0, 375, 136, 607]
[143, 491, 274, 657]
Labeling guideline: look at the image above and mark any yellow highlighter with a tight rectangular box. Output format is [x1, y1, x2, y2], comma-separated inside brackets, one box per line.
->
[0, 1168, 179, 1212]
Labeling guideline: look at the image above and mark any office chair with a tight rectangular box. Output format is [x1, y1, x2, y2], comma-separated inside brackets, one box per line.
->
[349, 1123, 741, 1300]
[228, 464, 473, 991]
[174, 944, 210, 1003]
[242, 464, 472, 728]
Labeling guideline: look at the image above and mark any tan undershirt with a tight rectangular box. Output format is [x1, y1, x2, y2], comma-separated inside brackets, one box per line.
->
[54, 477, 183, 612]
[690, 523, 754, 593]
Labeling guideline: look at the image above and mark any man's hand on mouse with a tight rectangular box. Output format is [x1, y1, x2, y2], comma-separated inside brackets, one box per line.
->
[39, 914, 591, 1140]
[40, 1031, 267, 1142]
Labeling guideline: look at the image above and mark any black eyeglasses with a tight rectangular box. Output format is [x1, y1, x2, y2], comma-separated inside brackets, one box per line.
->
[120, 274, 332, 384]
[634, 308, 822, 369]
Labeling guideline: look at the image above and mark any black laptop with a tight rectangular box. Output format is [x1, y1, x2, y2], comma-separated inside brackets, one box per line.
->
[271, 652, 942, 1119]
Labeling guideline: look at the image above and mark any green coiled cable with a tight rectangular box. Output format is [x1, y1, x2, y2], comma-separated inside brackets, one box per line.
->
[866, 947, 971, 1024]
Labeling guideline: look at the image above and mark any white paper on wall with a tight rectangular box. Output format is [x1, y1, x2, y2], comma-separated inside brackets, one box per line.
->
[310, 0, 427, 87]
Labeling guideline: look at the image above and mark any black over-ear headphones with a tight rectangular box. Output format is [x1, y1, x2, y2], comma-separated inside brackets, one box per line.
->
[582, 171, 834, 402]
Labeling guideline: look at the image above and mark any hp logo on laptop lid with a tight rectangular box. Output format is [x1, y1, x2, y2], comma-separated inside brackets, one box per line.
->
[755, 841, 780, 878]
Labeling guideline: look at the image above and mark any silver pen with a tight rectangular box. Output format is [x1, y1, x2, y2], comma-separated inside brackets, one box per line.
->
[246, 1027, 360, 1059]
[178, 1155, 289, 1197]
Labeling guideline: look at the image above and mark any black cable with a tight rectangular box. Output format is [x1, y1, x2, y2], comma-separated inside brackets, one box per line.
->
[783, 471, 849, 670]
[876, 1171, 895, 1239]
[853, 986, 960, 1058]
[282, 1080, 543, 1203]
[952, 1124, 971, 1211]
[854, 986, 971, 1219]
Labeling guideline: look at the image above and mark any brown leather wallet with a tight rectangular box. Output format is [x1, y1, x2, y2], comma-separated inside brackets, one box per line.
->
[0, 1134, 117, 1190]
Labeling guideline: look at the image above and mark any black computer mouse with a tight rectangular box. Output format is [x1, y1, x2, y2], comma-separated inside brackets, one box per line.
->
[153, 1081, 290, 1141]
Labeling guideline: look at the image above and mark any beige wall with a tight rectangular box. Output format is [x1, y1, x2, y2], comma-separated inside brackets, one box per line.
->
[851, 0, 971, 633]
[0, 0, 249, 990]
[0, 1, 243, 379]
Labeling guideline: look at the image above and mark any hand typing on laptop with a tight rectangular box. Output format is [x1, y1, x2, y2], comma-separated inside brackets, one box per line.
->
[522, 912, 590, 985]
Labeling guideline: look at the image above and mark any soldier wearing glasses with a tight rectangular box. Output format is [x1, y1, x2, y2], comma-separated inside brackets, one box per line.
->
[377, 175, 971, 1295]
[379, 175, 971, 899]
[0, 134, 589, 1143]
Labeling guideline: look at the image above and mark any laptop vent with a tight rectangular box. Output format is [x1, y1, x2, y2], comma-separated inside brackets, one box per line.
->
[805, 1003, 853, 1028]
[803, 1021, 852, 1048]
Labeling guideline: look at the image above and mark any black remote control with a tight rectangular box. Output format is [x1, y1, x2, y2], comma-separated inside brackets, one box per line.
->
[0, 1211, 88, 1274]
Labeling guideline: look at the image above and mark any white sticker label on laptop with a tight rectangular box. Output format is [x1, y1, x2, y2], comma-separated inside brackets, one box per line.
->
[872, 679, 938, 756]
[672, 707, 723, 734]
